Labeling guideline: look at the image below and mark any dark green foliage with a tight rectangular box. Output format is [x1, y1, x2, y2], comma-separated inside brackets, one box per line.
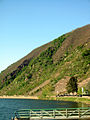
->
[77, 45, 84, 50]
[27, 73, 32, 79]
[82, 49, 90, 66]
[0, 65, 28, 89]
[66, 77, 78, 93]
[82, 49, 90, 58]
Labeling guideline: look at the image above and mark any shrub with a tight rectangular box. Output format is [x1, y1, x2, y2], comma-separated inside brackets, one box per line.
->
[82, 49, 90, 58]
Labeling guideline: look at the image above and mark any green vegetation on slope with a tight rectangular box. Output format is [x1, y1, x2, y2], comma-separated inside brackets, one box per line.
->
[0, 44, 90, 96]
[0, 34, 68, 95]
[0, 25, 90, 96]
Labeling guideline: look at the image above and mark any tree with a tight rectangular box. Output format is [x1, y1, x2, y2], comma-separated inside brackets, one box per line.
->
[66, 77, 78, 94]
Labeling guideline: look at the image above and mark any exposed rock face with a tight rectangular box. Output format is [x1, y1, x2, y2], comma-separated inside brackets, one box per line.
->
[79, 78, 90, 87]
[55, 76, 70, 94]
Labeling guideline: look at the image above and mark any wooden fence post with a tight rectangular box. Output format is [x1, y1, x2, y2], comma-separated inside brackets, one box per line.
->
[66, 109, 68, 118]
[78, 108, 81, 118]
[53, 110, 55, 118]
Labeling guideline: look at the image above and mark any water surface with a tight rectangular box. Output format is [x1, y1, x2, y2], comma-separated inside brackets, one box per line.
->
[0, 99, 89, 120]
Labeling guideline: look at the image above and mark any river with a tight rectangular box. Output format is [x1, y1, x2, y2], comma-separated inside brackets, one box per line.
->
[0, 99, 89, 120]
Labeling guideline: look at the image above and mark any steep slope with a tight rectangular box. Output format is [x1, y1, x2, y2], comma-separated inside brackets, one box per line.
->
[53, 24, 90, 62]
[0, 24, 90, 96]
[0, 42, 53, 81]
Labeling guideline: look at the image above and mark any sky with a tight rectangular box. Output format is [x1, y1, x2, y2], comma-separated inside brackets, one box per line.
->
[0, 0, 90, 72]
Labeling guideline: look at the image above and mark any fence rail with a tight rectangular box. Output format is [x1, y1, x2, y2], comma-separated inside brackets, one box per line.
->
[13, 107, 90, 120]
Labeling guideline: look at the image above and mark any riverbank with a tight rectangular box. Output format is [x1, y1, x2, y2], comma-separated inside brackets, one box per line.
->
[44, 96, 90, 105]
[38, 95, 90, 105]
[0, 95, 90, 105]
[0, 95, 38, 99]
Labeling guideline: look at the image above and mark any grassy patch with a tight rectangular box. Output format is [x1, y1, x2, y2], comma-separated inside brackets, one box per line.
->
[56, 97, 90, 104]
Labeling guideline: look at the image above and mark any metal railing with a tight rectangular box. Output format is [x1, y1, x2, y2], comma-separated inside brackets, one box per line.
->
[14, 107, 90, 119]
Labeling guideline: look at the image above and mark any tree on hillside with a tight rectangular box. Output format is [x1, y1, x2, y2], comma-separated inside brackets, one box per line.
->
[66, 77, 78, 94]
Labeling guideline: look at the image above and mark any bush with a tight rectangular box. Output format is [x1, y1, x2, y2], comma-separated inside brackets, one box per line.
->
[82, 49, 90, 61]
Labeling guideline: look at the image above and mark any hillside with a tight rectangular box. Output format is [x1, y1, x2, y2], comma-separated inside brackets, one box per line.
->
[0, 24, 90, 96]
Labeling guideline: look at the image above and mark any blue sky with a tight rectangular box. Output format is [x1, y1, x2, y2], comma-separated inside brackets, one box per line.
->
[0, 0, 90, 72]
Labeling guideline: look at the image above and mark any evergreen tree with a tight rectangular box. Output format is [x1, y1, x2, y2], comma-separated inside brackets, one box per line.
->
[66, 77, 78, 94]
